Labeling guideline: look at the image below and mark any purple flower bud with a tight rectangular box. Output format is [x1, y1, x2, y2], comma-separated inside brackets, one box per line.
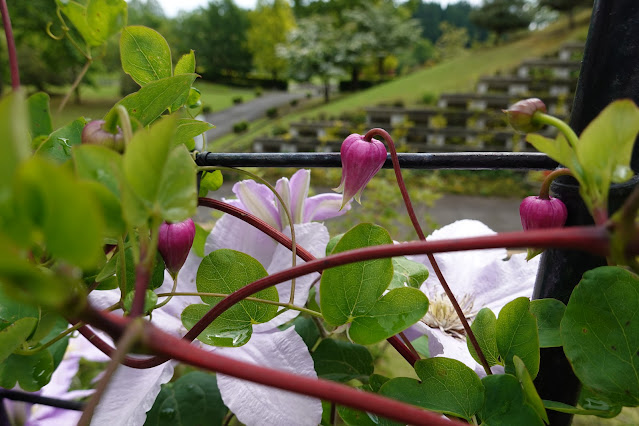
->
[334, 133, 387, 208]
[81, 120, 124, 152]
[503, 98, 547, 133]
[519, 196, 568, 231]
[158, 218, 196, 277]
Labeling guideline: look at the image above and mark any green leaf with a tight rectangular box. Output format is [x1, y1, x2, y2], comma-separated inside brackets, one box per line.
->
[27, 92, 52, 138]
[0, 317, 38, 364]
[0, 240, 83, 311]
[479, 374, 544, 425]
[388, 256, 429, 290]
[320, 224, 428, 345]
[73, 144, 123, 198]
[338, 397, 378, 426]
[57, 0, 126, 47]
[348, 287, 429, 345]
[312, 339, 374, 383]
[575, 100, 639, 210]
[122, 289, 158, 315]
[35, 117, 87, 164]
[157, 145, 197, 222]
[123, 118, 197, 222]
[116, 246, 165, 295]
[291, 316, 320, 350]
[467, 307, 500, 366]
[87, 0, 127, 44]
[411, 335, 429, 358]
[379, 357, 484, 421]
[0, 286, 39, 331]
[0, 349, 54, 391]
[0, 91, 29, 203]
[543, 400, 621, 418]
[181, 249, 278, 347]
[529, 299, 565, 348]
[514, 355, 549, 424]
[577, 387, 623, 418]
[120, 26, 172, 86]
[561, 266, 639, 406]
[174, 118, 213, 150]
[192, 223, 209, 258]
[325, 233, 343, 255]
[199, 171, 223, 197]
[174, 50, 196, 75]
[16, 158, 105, 268]
[145, 371, 227, 426]
[105, 74, 197, 128]
[496, 297, 540, 379]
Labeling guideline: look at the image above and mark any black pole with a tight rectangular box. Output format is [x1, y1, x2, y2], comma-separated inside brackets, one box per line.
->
[532, 2, 639, 424]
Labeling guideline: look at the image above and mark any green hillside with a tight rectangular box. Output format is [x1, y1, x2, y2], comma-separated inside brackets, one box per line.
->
[214, 11, 591, 152]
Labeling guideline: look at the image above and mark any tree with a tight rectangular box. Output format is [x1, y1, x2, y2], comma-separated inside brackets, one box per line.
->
[342, 1, 422, 79]
[277, 15, 344, 102]
[470, 0, 533, 43]
[435, 22, 469, 61]
[175, 0, 252, 79]
[539, 0, 592, 29]
[246, 0, 296, 80]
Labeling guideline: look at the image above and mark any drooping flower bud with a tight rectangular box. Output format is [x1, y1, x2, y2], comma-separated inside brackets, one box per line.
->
[334, 133, 387, 209]
[520, 196, 568, 231]
[503, 98, 547, 133]
[81, 120, 124, 152]
[157, 218, 196, 277]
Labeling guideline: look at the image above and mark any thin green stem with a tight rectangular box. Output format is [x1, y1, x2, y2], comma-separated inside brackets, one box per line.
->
[130, 216, 162, 317]
[533, 112, 580, 149]
[77, 319, 144, 426]
[156, 291, 323, 318]
[13, 322, 84, 355]
[0, 0, 19, 89]
[198, 166, 299, 304]
[57, 59, 92, 113]
[363, 128, 492, 376]
[153, 275, 178, 310]
[539, 168, 573, 200]
[115, 105, 133, 146]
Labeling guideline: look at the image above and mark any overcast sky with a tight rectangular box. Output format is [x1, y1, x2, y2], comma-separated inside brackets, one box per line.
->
[154, 0, 481, 17]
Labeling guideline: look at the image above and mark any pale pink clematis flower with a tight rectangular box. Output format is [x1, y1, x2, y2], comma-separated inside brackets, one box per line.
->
[406, 220, 540, 377]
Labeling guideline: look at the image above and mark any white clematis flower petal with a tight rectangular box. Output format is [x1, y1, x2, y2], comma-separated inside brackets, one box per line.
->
[407, 220, 540, 373]
[217, 327, 322, 426]
[91, 362, 175, 426]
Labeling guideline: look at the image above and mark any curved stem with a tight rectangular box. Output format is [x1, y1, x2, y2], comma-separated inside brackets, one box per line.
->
[57, 59, 92, 113]
[153, 275, 178, 310]
[115, 105, 133, 146]
[79, 225, 612, 371]
[533, 112, 580, 149]
[130, 216, 162, 318]
[363, 128, 492, 375]
[539, 168, 573, 200]
[13, 322, 84, 355]
[198, 166, 298, 304]
[0, 0, 19, 89]
[85, 308, 462, 426]
[156, 291, 323, 318]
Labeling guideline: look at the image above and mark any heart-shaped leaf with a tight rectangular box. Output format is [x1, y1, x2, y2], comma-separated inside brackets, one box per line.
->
[379, 357, 484, 422]
[312, 339, 373, 383]
[479, 374, 544, 425]
[561, 266, 639, 406]
[181, 249, 278, 347]
[496, 297, 539, 379]
[120, 26, 172, 86]
[320, 224, 428, 345]
[529, 298, 565, 348]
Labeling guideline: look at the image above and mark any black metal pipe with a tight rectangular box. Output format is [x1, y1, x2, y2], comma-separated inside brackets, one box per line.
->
[0, 388, 84, 411]
[532, 1, 639, 424]
[195, 151, 557, 170]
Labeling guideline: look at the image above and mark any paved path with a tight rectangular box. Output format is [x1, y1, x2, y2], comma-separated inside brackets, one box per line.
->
[202, 91, 305, 141]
